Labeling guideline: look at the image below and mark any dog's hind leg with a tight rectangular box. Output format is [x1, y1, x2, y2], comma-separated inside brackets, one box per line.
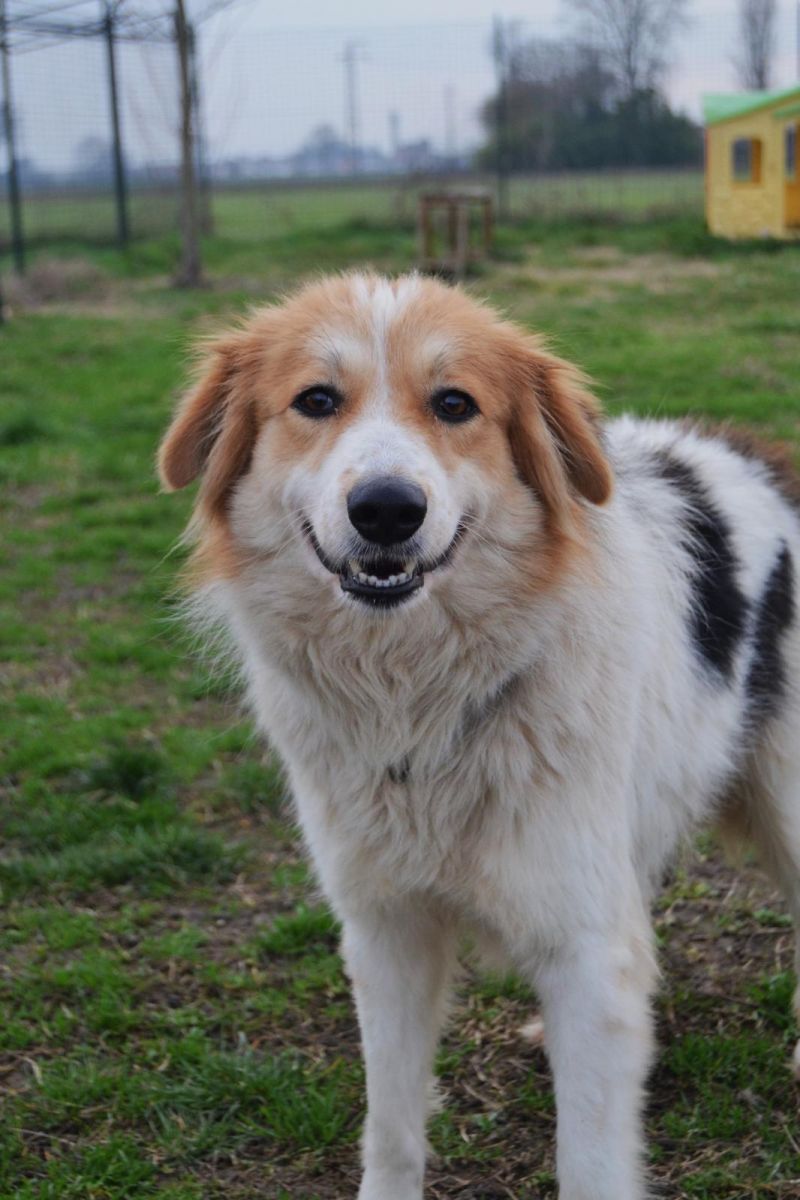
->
[342, 901, 456, 1200]
[731, 725, 800, 1078]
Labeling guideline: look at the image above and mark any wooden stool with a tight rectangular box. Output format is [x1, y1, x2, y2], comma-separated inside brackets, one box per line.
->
[417, 188, 493, 279]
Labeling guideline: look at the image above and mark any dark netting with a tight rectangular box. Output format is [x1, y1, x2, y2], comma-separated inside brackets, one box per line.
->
[0, 1, 181, 253]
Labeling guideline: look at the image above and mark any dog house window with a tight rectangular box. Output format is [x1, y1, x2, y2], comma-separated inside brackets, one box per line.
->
[732, 137, 762, 183]
[786, 126, 797, 179]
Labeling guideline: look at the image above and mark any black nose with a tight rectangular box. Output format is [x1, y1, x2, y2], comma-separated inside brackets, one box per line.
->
[347, 476, 427, 545]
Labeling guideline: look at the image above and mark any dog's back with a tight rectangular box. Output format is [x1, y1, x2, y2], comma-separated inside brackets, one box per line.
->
[598, 421, 800, 1007]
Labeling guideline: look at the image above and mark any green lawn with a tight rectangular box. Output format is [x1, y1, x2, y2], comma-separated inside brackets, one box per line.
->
[2, 210, 800, 1198]
[0, 168, 703, 253]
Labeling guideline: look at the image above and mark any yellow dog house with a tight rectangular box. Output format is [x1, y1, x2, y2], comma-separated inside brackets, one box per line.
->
[703, 86, 800, 239]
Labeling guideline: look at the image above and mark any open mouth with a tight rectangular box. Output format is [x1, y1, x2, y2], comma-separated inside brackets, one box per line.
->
[340, 556, 423, 604]
[302, 520, 466, 607]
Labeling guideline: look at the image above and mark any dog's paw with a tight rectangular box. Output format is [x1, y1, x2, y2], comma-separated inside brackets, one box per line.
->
[519, 1013, 545, 1046]
[358, 1182, 422, 1200]
[358, 1163, 424, 1200]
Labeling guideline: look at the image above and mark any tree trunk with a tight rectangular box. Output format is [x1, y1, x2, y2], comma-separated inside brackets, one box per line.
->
[174, 0, 202, 287]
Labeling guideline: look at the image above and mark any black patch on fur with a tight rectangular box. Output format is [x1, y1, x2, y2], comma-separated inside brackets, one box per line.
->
[746, 542, 796, 723]
[656, 453, 749, 679]
[387, 758, 410, 785]
[461, 672, 523, 741]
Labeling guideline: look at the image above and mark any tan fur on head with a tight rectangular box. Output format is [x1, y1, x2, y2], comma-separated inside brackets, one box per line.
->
[157, 273, 614, 585]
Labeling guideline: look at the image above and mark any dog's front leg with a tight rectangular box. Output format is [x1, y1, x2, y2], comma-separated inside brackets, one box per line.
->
[342, 902, 455, 1200]
[534, 923, 656, 1200]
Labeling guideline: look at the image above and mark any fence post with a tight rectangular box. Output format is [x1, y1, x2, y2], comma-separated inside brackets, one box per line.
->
[174, 0, 202, 286]
[104, 1, 129, 249]
[0, 0, 24, 274]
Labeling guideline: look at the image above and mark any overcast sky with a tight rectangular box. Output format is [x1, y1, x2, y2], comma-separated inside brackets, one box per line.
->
[219, 0, 724, 31]
[196, 0, 800, 155]
[9, 0, 800, 172]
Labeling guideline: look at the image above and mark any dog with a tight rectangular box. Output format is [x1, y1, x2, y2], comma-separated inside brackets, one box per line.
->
[158, 273, 800, 1200]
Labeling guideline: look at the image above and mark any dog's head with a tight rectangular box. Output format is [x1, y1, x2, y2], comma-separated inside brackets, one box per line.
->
[159, 274, 612, 611]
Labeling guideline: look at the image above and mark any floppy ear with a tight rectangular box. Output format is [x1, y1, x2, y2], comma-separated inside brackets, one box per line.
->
[158, 331, 258, 515]
[509, 339, 613, 525]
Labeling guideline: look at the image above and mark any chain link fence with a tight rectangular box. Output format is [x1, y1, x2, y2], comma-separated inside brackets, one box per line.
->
[3, 35, 183, 249]
[0, 2, 189, 267]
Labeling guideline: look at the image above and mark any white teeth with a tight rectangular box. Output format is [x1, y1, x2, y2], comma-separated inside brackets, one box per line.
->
[351, 566, 414, 589]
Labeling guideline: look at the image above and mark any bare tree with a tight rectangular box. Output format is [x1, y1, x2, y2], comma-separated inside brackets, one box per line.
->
[564, 0, 689, 98]
[734, 0, 777, 90]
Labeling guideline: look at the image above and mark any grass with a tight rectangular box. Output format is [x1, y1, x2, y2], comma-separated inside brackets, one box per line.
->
[2, 192, 800, 1197]
[0, 169, 703, 253]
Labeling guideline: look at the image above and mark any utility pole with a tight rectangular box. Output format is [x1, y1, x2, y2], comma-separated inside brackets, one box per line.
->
[341, 40, 364, 175]
[0, 0, 24, 274]
[444, 84, 457, 164]
[103, 1, 129, 249]
[174, 0, 202, 287]
[492, 16, 510, 220]
[389, 109, 400, 160]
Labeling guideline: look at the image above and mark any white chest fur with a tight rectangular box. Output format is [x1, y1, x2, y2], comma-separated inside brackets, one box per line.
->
[214, 567, 652, 924]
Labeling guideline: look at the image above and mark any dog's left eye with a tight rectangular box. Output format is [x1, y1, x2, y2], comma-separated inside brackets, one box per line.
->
[292, 388, 341, 418]
[431, 390, 479, 423]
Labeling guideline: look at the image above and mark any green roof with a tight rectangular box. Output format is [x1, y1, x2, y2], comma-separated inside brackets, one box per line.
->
[773, 100, 800, 120]
[703, 86, 800, 125]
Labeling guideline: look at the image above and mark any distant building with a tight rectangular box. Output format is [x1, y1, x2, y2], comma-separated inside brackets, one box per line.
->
[208, 157, 290, 183]
[394, 140, 443, 173]
[703, 86, 800, 239]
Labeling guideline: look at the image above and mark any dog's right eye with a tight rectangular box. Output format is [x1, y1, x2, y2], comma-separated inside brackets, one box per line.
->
[292, 388, 341, 419]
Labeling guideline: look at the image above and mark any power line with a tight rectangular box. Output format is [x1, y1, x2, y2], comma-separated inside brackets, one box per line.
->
[13, 1, 98, 17]
[3, 1, 251, 51]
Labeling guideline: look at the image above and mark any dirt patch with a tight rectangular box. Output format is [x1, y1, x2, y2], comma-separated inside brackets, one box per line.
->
[720, 355, 793, 392]
[5, 258, 112, 308]
[3, 259, 185, 320]
[507, 250, 725, 302]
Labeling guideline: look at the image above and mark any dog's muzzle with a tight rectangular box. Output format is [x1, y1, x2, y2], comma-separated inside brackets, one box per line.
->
[302, 519, 468, 609]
